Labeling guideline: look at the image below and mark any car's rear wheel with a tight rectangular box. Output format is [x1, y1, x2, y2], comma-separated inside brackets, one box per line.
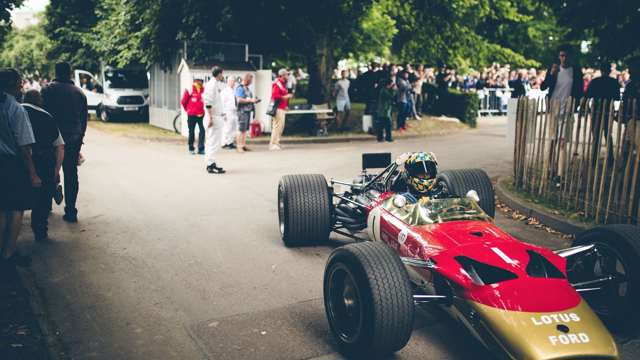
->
[278, 174, 331, 247]
[437, 169, 495, 217]
[568, 225, 640, 330]
[324, 242, 414, 357]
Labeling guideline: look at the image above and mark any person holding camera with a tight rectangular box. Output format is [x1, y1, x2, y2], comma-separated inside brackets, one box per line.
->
[235, 73, 259, 153]
[269, 69, 293, 151]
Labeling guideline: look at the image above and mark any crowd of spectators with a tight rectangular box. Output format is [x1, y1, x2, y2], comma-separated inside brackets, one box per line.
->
[340, 61, 631, 104]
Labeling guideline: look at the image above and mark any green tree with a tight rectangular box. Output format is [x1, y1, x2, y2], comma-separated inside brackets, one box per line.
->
[91, 0, 148, 68]
[350, 0, 398, 61]
[123, 0, 376, 104]
[0, 0, 23, 43]
[391, 0, 547, 70]
[545, 0, 640, 62]
[218, 0, 376, 103]
[44, 0, 100, 72]
[0, 24, 52, 75]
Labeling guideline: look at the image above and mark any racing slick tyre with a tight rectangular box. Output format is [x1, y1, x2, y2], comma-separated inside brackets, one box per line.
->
[569, 225, 640, 330]
[323, 242, 414, 357]
[278, 174, 332, 247]
[437, 169, 495, 217]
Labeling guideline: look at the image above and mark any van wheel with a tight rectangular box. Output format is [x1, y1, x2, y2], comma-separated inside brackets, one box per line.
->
[100, 106, 110, 122]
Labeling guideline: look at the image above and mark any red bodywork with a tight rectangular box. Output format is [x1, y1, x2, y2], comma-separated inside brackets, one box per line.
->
[367, 192, 580, 313]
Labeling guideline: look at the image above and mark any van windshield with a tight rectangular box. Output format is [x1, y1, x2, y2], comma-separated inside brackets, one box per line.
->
[104, 69, 148, 89]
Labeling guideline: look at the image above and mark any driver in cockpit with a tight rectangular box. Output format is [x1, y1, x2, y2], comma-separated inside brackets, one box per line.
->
[397, 152, 449, 203]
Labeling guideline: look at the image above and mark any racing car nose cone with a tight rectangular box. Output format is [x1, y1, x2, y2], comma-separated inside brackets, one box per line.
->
[469, 299, 619, 360]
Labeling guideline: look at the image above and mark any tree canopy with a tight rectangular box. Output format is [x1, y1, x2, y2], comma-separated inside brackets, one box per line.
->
[0, 0, 22, 42]
[3, 0, 636, 100]
[44, 0, 100, 72]
[0, 23, 51, 75]
[545, 0, 640, 62]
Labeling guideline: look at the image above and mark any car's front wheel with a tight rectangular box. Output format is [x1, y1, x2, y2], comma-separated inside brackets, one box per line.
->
[568, 225, 640, 330]
[324, 242, 414, 357]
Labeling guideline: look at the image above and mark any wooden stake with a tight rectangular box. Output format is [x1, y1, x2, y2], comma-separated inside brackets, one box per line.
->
[605, 101, 623, 223]
[627, 100, 639, 223]
[595, 100, 615, 223]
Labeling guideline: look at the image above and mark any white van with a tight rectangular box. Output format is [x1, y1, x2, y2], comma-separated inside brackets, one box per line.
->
[74, 66, 149, 121]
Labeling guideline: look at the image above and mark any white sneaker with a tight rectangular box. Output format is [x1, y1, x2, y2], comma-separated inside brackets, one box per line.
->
[269, 145, 282, 151]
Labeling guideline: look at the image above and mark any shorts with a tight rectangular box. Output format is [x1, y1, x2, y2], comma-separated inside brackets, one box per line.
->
[0, 156, 34, 211]
[238, 112, 252, 132]
[336, 99, 351, 112]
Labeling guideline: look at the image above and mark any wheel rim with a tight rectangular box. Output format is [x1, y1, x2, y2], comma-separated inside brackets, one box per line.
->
[326, 263, 363, 344]
[571, 241, 630, 316]
[278, 184, 286, 237]
[101, 109, 107, 121]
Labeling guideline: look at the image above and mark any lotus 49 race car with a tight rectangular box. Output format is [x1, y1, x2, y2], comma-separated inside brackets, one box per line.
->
[277, 152, 640, 360]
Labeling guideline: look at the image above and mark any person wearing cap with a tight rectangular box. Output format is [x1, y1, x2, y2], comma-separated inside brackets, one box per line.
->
[0, 68, 40, 268]
[180, 77, 206, 155]
[269, 69, 293, 150]
[202, 66, 226, 174]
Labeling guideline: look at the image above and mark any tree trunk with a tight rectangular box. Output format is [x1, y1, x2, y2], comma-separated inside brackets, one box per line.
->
[306, 35, 335, 105]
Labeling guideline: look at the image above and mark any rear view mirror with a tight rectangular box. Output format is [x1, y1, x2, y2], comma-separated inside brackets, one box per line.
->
[466, 190, 480, 202]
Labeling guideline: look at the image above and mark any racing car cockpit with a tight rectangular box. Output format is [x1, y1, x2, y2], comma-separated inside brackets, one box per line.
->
[382, 195, 491, 226]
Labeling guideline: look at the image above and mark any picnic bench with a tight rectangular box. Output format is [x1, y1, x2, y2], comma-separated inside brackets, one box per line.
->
[285, 103, 335, 136]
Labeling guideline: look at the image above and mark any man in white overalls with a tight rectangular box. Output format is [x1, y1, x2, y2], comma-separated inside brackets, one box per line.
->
[202, 66, 226, 174]
[221, 77, 238, 149]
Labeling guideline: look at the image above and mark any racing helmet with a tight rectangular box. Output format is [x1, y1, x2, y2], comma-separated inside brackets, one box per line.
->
[404, 152, 439, 195]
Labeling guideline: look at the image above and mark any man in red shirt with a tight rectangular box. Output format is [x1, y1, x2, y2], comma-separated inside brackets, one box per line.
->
[180, 78, 205, 154]
[269, 69, 293, 150]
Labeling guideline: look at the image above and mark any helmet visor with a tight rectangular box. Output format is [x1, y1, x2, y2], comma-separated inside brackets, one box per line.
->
[406, 161, 437, 179]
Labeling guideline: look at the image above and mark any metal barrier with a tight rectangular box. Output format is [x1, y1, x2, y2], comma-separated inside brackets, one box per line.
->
[478, 88, 512, 116]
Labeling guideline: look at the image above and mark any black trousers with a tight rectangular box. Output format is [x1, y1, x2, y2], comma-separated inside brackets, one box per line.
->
[63, 141, 82, 216]
[397, 102, 410, 129]
[188, 115, 205, 151]
[32, 154, 55, 237]
[375, 116, 392, 141]
[591, 110, 614, 166]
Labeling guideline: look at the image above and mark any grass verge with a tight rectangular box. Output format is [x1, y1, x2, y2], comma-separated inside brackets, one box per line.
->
[499, 176, 594, 226]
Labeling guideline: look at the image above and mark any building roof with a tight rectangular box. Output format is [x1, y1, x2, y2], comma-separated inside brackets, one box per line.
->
[187, 60, 256, 72]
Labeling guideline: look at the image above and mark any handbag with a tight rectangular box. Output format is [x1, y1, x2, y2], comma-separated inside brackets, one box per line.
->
[250, 121, 262, 138]
[266, 99, 280, 117]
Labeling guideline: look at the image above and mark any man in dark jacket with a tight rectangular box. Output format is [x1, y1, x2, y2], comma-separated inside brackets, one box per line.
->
[42, 62, 87, 223]
[541, 45, 584, 101]
[586, 62, 621, 165]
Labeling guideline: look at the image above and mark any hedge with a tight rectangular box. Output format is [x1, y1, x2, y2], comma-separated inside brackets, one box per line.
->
[441, 90, 479, 128]
[422, 84, 479, 128]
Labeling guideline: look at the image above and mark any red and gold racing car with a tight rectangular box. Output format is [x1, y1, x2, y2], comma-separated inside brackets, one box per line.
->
[277, 153, 639, 360]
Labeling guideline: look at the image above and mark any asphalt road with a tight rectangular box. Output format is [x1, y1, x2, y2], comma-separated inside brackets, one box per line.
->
[16, 117, 637, 359]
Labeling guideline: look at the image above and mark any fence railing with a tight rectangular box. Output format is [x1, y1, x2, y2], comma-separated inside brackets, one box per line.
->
[513, 97, 639, 225]
[478, 88, 511, 115]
